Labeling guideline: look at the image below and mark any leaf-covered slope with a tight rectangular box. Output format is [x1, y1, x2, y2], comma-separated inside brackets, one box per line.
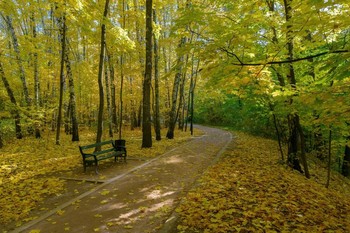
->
[177, 132, 350, 232]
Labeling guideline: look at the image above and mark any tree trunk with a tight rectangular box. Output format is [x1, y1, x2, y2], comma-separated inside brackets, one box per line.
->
[162, 46, 171, 110]
[56, 13, 67, 145]
[295, 115, 310, 178]
[326, 130, 332, 188]
[166, 37, 186, 139]
[31, 13, 41, 139]
[119, 55, 124, 139]
[65, 41, 79, 141]
[4, 16, 31, 106]
[0, 60, 23, 139]
[342, 138, 350, 177]
[129, 77, 138, 131]
[64, 102, 71, 135]
[142, 0, 153, 148]
[96, 0, 110, 149]
[0, 131, 3, 148]
[104, 57, 113, 138]
[185, 50, 196, 132]
[178, 53, 189, 131]
[161, 12, 171, 125]
[106, 51, 118, 133]
[270, 104, 284, 161]
[153, 9, 161, 141]
[283, 0, 310, 178]
[190, 58, 199, 135]
[119, 0, 126, 139]
[267, 0, 287, 161]
[138, 103, 142, 127]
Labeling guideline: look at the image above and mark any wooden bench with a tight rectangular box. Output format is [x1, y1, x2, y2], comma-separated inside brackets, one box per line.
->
[79, 139, 127, 173]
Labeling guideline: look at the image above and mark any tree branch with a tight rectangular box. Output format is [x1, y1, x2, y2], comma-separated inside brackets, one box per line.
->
[220, 48, 350, 66]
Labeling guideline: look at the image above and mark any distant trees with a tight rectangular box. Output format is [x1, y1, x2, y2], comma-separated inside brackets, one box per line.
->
[0, 0, 199, 147]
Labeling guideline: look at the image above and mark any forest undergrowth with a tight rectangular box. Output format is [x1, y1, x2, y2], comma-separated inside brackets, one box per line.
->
[0, 127, 199, 227]
[177, 131, 350, 233]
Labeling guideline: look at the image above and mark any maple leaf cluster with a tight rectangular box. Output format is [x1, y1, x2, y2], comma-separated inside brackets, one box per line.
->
[176, 132, 350, 232]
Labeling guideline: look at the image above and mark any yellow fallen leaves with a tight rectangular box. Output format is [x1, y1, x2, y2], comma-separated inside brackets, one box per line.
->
[176, 131, 350, 232]
[100, 200, 109, 204]
[29, 230, 41, 233]
[0, 128, 202, 228]
[99, 189, 110, 196]
[56, 210, 65, 216]
[0, 177, 65, 224]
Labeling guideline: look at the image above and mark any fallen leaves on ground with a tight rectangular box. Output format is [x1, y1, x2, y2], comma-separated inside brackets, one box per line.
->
[0, 127, 202, 227]
[176, 131, 350, 233]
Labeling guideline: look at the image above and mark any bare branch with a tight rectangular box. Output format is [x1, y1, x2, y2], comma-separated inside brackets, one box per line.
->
[221, 48, 350, 66]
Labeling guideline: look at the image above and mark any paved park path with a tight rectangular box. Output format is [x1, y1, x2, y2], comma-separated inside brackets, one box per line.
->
[13, 125, 232, 233]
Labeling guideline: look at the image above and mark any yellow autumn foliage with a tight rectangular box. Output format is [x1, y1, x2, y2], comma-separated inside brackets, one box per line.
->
[177, 131, 350, 232]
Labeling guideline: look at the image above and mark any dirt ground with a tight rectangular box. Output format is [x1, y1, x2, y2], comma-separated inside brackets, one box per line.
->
[9, 125, 232, 233]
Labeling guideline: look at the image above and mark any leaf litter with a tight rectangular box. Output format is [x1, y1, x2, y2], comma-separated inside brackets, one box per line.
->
[0, 128, 202, 231]
[176, 131, 350, 232]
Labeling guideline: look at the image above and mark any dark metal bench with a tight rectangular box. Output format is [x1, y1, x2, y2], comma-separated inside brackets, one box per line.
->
[79, 139, 127, 173]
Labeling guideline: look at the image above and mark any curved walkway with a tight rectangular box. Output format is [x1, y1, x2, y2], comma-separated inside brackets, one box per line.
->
[13, 125, 232, 233]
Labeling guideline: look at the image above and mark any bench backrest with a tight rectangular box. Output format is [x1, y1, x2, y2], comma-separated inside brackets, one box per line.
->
[113, 139, 126, 152]
[79, 140, 114, 151]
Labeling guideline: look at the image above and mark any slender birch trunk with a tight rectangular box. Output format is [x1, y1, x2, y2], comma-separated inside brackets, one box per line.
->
[104, 56, 113, 138]
[96, 0, 110, 149]
[166, 37, 186, 139]
[106, 51, 118, 133]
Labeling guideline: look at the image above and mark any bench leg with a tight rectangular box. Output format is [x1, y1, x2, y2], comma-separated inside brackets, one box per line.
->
[95, 161, 99, 174]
